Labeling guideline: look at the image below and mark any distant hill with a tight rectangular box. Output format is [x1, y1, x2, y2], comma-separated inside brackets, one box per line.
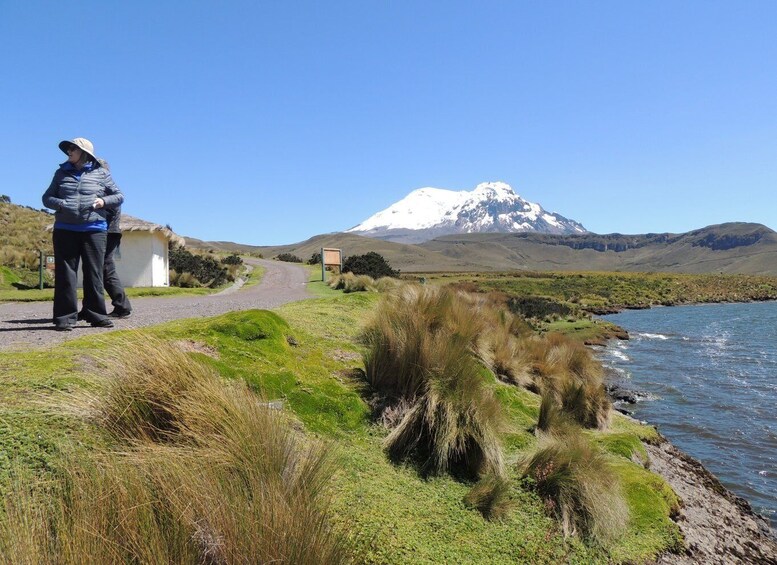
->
[184, 222, 777, 275]
[420, 222, 777, 274]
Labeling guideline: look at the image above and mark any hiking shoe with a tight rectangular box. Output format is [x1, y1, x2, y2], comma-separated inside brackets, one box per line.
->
[109, 309, 132, 318]
[91, 319, 114, 328]
[55, 325, 74, 332]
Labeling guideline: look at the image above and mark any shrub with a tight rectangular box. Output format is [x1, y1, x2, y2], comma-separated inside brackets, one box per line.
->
[521, 430, 628, 545]
[362, 286, 505, 478]
[308, 252, 321, 265]
[221, 253, 243, 266]
[508, 296, 574, 320]
[275, 253, 303, 263]
[343, 252, 399, 279]
[168, 243, 228, 288]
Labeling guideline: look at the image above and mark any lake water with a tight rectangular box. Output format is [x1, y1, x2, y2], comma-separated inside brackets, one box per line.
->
[600, 301, 777, 527]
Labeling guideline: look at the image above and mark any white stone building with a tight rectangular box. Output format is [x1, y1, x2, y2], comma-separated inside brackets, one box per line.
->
[113, 216, 183, 287]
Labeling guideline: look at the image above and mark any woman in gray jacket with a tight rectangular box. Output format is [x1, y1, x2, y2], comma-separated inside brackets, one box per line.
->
[42, 138, 124, 331]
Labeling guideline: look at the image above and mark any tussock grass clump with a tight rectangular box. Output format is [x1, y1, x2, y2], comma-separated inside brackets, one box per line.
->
[1, 456, 198, 563]
[521, 430, 629, 545]
[373, 275, 403, 293]
[524, 334, 612, 430]
[328, 272, 376, 293]
[1, 337, 348, 564]
[465, 292, 534, 388]
[536, 389, 576, 436]
[463, 474, 516, 521]
[362, 286, 505, 477]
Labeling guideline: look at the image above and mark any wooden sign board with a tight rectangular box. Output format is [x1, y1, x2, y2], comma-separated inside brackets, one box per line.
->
[45, 255, 55, 270]
[321, 247, 342, 281]
[323, 248, 341, 266]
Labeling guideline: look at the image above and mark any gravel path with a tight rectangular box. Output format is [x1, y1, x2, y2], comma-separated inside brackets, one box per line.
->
[0, 259, 311, 352]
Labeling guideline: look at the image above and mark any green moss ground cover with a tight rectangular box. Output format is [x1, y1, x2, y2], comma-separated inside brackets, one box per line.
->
[0, 288, 682, 563]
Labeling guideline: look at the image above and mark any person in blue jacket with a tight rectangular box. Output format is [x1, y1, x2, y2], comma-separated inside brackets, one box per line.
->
[42, 138, 124, 331]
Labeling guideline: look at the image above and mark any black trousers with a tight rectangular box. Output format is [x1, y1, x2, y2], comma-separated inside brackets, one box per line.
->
[104, 233, 132, 313]
[52, 229, 109, 327]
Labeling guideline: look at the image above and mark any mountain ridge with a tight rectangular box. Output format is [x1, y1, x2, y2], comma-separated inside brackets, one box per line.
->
[186, 222, 777, 276]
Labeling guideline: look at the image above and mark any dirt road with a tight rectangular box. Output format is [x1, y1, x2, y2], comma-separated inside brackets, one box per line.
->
[0, 259, 311, 352]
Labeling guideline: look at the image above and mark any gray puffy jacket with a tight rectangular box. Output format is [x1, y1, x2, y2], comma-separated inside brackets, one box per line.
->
[42, 162, 124, 225]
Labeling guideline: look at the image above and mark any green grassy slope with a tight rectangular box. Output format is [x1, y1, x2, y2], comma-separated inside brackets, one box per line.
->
[0, 286, 682, 563]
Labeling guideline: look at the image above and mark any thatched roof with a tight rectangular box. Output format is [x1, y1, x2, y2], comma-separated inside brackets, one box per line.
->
[121, 215, 185, 246]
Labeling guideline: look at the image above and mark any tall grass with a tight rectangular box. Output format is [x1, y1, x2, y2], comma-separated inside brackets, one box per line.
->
[521, 430, 629, 545]
[0, 337, 348, 564]
[465, 292, 534, 388]
[524, 334, 611, 430]
[463, 474, 516, 521]
[362, 286, 505, 478]
[327, 272, 378, 293]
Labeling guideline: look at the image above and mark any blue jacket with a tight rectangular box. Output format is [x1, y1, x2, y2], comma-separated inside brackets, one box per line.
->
[42, 162, 124, 226]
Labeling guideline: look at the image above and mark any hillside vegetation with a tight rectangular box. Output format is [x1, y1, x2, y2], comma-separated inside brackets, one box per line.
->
[0, 280, 684, 563]
[189, 222, 777, 275]
[429, 271, 777, 313]
[0, 202, 53, 288]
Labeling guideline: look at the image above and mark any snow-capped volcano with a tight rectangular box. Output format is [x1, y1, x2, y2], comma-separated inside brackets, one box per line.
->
[347, 181, 587, 243]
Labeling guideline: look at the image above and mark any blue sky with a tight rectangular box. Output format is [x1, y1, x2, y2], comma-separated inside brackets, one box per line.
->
[2, 1, 775, 245]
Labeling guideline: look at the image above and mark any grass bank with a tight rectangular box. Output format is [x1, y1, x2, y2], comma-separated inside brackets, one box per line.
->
[0, 285, 682, 563]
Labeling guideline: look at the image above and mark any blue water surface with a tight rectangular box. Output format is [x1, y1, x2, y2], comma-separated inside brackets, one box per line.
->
[600, 301, 777, 527]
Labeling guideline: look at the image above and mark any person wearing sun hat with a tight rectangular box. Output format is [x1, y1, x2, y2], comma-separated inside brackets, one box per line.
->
[42, 138, 124, 331]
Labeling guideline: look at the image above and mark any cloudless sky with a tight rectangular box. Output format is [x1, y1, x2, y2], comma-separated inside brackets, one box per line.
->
[2, 1, 775, 245]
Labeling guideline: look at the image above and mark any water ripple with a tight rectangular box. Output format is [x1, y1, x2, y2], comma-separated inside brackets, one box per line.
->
[601, 301, 777, 527]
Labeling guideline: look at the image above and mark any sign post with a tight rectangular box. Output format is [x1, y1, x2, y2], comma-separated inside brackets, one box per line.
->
[320, 247, 342, 282]
[39, 253, 55, 290]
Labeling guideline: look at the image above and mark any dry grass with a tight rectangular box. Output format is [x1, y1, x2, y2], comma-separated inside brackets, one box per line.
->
[521, 430, 629, 545]
[464, 292, 534, 388]
[523, 334, 611, 430]
[327, 272, 376, 293]
[362, 286, 505, 478]
[462, 474, 516, 521]
[0, 337, 348, 564]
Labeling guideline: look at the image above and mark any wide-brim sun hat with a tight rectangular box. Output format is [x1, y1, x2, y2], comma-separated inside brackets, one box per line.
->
[58, 137, 97, 161]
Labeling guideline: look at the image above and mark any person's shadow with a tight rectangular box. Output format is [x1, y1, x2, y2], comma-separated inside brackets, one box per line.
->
[0, 318, 58, 332]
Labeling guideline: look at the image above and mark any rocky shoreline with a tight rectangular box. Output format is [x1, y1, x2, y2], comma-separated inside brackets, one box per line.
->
[649, 436, 777, 564]
[602, 363, 777, 563]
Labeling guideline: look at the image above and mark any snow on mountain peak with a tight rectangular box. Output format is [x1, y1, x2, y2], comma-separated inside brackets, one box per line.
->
[473, 181, 517, 200]
[347, 181, 586, 243]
